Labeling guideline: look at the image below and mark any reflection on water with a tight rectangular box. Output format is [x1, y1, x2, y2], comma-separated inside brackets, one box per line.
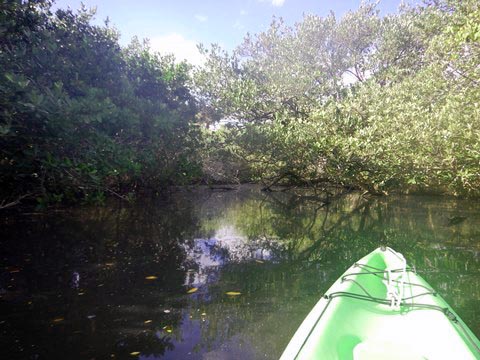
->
[1, 185, 480, 359]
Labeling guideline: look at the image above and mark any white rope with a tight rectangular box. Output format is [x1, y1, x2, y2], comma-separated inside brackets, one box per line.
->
[385, 253, 406, 310]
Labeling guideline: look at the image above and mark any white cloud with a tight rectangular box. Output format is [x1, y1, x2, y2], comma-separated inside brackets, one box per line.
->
[240, 9, 247, 15]
[233, 20, 245, 30]
[342, 71, 358, 86]
[259, 0, 285, 7]
[194, 14, 208, 22]
[149, 33, 205, 66]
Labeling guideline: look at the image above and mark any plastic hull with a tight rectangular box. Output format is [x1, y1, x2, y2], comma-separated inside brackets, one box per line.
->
[280, 247, 480, 360]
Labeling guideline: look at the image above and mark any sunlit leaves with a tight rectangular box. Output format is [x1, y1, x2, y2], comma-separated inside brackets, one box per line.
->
[2, 0, 479, 202]
[195, 0, 480, 196]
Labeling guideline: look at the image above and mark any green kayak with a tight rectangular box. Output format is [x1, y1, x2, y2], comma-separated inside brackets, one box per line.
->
[280, 247, 480, 359]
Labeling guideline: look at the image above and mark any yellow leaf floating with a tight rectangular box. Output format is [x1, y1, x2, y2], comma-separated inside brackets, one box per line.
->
[186, 287, 198, 294]
[255, 260, 264, 264]
[226, 291, 241, 296]
[144, 320, 152, 324]
[130, 351, 140, 356]
[145, 276, 158, 280]
[52, 317, 64, 323]
[163, 325, 173, 333]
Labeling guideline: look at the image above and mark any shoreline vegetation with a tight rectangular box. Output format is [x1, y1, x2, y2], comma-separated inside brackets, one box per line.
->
[1, 0, 479, 209]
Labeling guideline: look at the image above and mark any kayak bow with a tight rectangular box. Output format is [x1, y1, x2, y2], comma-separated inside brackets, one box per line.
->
[281, 247, 480, 360]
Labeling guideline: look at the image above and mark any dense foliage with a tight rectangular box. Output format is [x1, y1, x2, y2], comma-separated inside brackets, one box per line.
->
[196, 0, 480, 196]
[0, 0, 201, 206]
[1, 0, 479, 207]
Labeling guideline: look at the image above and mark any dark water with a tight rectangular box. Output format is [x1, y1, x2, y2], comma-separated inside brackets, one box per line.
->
[1, 185, 480, 359]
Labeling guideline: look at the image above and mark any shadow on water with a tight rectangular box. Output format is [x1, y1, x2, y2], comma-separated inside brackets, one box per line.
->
[1, 185, 479, 359]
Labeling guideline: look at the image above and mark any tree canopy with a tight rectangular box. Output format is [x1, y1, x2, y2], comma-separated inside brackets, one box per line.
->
[1, 0, 201, 206]
[195, 0, 480, 196]
[1, 0, 479, 207]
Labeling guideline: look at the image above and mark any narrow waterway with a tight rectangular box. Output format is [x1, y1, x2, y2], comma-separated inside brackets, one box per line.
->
[1, 186, 479, 359]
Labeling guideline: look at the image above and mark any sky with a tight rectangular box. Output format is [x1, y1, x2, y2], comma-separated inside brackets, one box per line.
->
[53, 0, 419, 66]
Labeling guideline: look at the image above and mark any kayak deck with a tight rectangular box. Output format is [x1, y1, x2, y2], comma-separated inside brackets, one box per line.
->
[281, 247, 480, 359]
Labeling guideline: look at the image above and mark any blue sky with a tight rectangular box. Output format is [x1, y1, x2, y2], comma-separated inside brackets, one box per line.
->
[53, 0, 418, 65]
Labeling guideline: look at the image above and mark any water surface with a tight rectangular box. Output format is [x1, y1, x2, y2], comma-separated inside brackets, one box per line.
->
[1, 186, 480, 359]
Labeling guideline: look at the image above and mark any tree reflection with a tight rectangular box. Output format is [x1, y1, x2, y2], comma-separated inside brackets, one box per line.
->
[0, 197, 200, 359]
[1, 187, 479, 359]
